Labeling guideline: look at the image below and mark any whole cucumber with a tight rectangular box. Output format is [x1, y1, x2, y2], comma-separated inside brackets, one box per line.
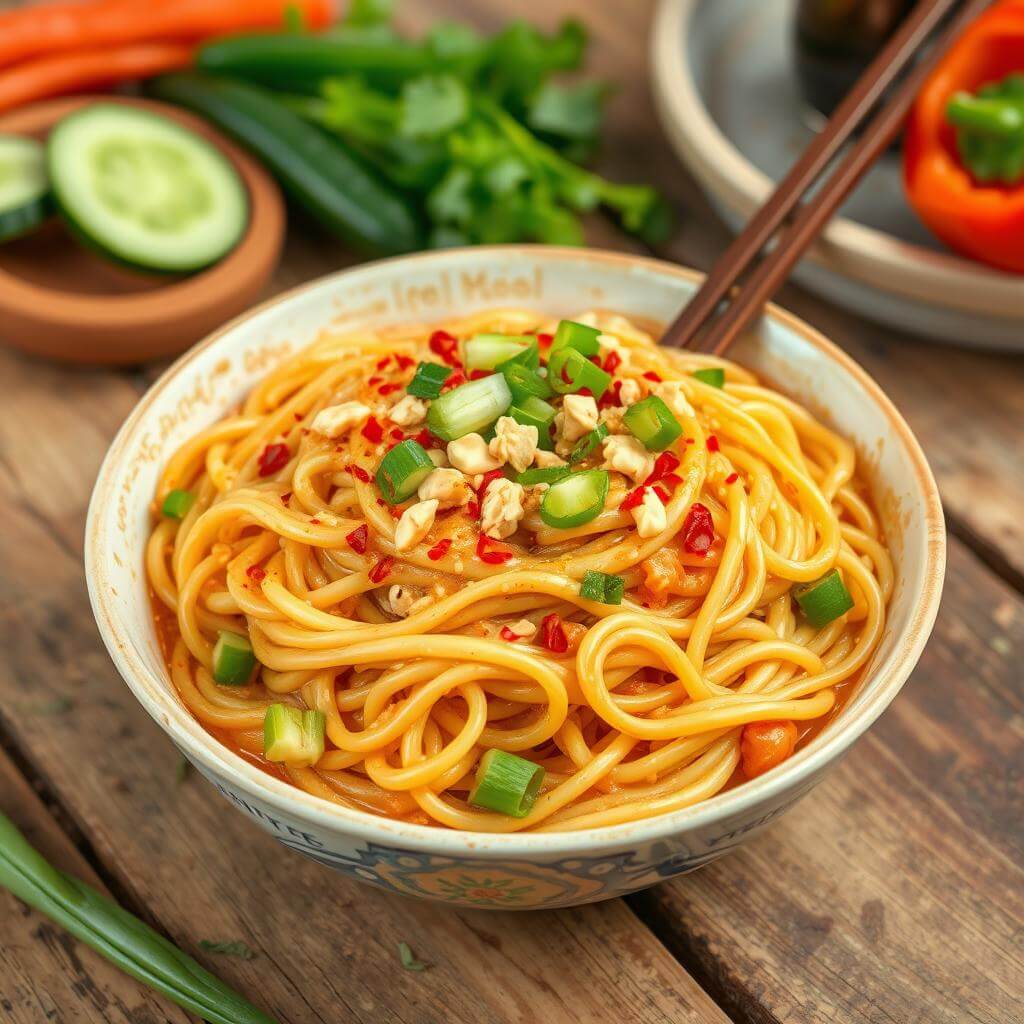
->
[148, 73, 422, 257]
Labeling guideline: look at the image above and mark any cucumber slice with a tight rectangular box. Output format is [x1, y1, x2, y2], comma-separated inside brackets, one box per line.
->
[47, 104, 248, 273]
[0, 135, 50, 243]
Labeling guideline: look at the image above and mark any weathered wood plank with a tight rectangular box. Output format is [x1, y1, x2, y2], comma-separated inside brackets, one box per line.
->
[0, 747, 193, 1024]
[631, 538, 1024, 1024]
[0, 352, 729, 1022]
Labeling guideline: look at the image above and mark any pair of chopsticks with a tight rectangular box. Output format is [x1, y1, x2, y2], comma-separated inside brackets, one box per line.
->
[664, 0, 994, 355]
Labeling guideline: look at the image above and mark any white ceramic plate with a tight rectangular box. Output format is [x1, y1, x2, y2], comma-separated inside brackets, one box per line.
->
[652, 0, 1024, 351]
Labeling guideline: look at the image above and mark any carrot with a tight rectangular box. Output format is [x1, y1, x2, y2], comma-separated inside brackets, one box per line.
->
[0, 43, 194, 115]
[0, 0, 335, 71]
[740, 721, 799, 780]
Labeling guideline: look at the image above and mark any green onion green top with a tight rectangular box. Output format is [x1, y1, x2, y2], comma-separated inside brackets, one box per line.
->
[539, 469, 609, 528]
[516, 464, 571, 487]
[161, 489, 196, 520]
[548, 347, 611, 399]
[212, 630, 256, 687]
[691, 367, 725, 389]
[509, 395, 556, 449]
[468, 748, 545, 817]
[426, 372, 512, 441]
[406, 361, 451, 399]
[375, 439, 434, 504]
[623, 395, 682, 451]
[503, 362, 553, 402]
[551, 319, 602, 356]
[793, 568, 854, 628]
[568, 422, 608, 464]
[462, 333, 533, 370]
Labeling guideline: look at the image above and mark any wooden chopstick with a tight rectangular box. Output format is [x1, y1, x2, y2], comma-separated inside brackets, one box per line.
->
[662, 0, 994, 355]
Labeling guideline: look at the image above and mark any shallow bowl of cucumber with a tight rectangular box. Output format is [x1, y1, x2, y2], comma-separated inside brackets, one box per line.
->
[0, 95, 284, 366]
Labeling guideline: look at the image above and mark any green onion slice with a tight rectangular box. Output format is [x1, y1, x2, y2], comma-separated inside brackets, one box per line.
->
[793, 569, 855, 628]
[462, 334, 533, 370]
[375, 439, 435, 504]
[517, 465, 570, 487]
[212, 630, 256, 687]
[263, 705, 325, 768]
[568, 422, 608, 465]
[406, 361, 452, 399]
[551, 319, 601, 356]
[623, 395, 683, 451]
[509, 395, 556, 450]
[468, 749, 545, 817]
[548, 347, 611, 399]
[692, 367, 726, 388]
[496, 339, 540, 372]
[426, 373, 512, 441]
[503, 362, 553, 402]
[540, 469, 609, 528]
[580, 570, 625, 605]
[161, 489, 195, 520]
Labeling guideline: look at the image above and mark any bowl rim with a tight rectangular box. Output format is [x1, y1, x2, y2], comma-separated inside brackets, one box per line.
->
[85, 245, 946, 857]
[650, 0, 1024, 321]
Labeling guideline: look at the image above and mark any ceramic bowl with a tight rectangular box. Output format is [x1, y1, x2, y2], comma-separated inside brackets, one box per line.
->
[86, 247, 945, 910]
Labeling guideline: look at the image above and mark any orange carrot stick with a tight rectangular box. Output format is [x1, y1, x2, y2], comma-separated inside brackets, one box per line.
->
[0, 0, 335, 71]
[0, 43, 194, 115]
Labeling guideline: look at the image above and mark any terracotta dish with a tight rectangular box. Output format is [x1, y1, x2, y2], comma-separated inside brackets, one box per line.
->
[0, 95, 285, 365]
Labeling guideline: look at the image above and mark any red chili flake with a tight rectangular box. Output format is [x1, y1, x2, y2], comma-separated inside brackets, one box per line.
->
[361, 416, 384, 443]
[599, 379, 624, 408]
[537, 332, 554, 348]
[603, 350, 622, 374]
[368, 376, 382, 387]
[376, 357, 390, 371]
[588, 355, 602, 366]
[706, 434, 720, 453]
[378, 382, 402, 396]
[345, 524, 368, 553]
[685, 437, 696, 446]
[280, 492, 291, 506]
[441, 371, 465, 392]
[395, 353, 415, 371]
[429, 330, 460, 366]
[621, 485, 647, 511]
[653, 486, 670, 504]
[427, 538, 452, 561]
[540, 613, 568, 654]
[725, 472, 739, 484]
[369, 556, 394, 583]
[660, 473, 683, 490]
[390, 428, 404, 440]
[561, 365, 572, 384]
[246, 565, 266, 582]
[346, 464, 370, 483]
[309, 518, 321, 525]
[412, 428, 441, 449]
[257, 443, 290, 477]
[476, 533, 513, 564]
[645, 451, 680, 485]
[500, 625, 519, 642]
[466, 500, 480, 519]
[682, 502, 715, 555]
[642, 371, 662, 383]
[576, 387, 593, 398]
[476, 468, 505, 500]
[468, 368, 492, 380]
[293, 412, 304, 422]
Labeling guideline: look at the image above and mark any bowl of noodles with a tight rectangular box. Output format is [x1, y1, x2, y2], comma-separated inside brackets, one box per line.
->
[86, 247, 944, 909]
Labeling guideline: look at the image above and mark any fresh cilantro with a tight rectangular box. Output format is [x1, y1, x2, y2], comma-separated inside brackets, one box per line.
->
[399, 76, 469, 139]
[527, 80, 609, 142]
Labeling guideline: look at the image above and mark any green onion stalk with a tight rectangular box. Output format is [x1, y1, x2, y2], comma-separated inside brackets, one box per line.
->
[0, 811, 277, 1024]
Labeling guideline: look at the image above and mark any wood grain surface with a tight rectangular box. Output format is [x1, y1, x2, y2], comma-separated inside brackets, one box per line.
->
[0, 1, 1022, 1022]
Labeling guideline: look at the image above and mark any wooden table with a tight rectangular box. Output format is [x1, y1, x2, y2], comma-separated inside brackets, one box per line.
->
[1, 2, 1021, 1022]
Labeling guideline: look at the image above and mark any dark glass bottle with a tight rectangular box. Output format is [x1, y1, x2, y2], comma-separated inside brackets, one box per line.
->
[794, 0, 915, 119]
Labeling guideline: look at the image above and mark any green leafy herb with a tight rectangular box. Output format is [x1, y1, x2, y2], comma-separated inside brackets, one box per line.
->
[344, 0, 395, 27]
[400, 75, 469, 138]
[398, 941, 428, 971]
[200, 940, 257, 961]
[527, 80, 609, 143]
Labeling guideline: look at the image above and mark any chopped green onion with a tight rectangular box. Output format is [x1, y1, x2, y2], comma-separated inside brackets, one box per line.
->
[516, 465, 571, 487]
[212, 631, 256, 686]
[375, 439, 435, 504]
[263, 705, 325, 768]
[568, 422, 608, 464]
[692, 367, 726, 388]
[551, 319, 601, 356]
[793, 569, 855, 628]
[468, 749, 545, 817]
[502, 362, 553, 402]
[496, 339, 540, 371]
[406, 361, 452, 399]
[462, 334, 533, 370]
[161, 489, 195, 520]
[397, 941, 428, 971]
[540, 469, 609, 528]
[426, 373, 512, 441]
[580, 570, 625, 605]
[548, 347, 612, 399]
[509, 395, 557, 450]
[623, 395, 683, 451]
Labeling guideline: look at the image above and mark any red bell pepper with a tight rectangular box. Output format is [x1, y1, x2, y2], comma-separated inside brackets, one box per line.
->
[903, 0, 1024, 273]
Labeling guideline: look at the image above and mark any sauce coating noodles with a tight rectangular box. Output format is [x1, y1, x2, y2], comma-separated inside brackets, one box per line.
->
[147, 309, 892, 832]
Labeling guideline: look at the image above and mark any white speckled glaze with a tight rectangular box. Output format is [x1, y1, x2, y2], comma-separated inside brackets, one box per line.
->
[86, 248, 945, 909]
